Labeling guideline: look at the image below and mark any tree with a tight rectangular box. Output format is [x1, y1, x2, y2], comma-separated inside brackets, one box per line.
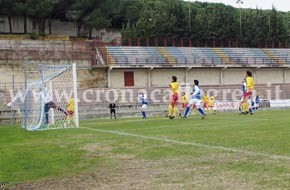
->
[25, 0, 59, 34]
[269, 7, 288, 41]
[0, 0, 17, 33]
[83, 9, 111, 38]
[13, 0, 33, 34]
[0, 0, 289, 43]
[71, 0, 98, 36]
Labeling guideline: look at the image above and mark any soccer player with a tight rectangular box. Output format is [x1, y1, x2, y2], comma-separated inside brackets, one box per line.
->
[183, 80, 206, 119]
[181, 92, 188, 115]
[239, 78, 247, 114]
[139, 93, 148, 119]
[168, 76, 179, 119]
[42, 88, 67, 124]
[109, 103, 117, 119]
[208, 92, 216, 114]
[242, 78, 247, 94]
[250, 95, 260, 113]
[66, 96, 75, 125]
[242, 71, 255, 114]
[255, 95, 260, 111]
[202, 91, 209, 113]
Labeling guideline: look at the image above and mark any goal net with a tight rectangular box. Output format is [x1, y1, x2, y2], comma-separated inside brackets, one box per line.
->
[10, 63, 79, 131]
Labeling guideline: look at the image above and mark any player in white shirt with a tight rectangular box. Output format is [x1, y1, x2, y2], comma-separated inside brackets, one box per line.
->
[183, 80, 206, 119]
[139, 93, 148, 119]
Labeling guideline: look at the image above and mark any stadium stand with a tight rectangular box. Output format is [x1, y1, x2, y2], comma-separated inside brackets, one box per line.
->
[1, 39, 288, 66]
[218, 48, 276, 65]
[163, 47, 185, 64]
[264, 48, 290, 65]
[158, 47, 177, 64]
[175, 47, 220, 65]
[104, 46, 287, 66]
[106, 46, 167, 64]
[105, 46, 222, 65]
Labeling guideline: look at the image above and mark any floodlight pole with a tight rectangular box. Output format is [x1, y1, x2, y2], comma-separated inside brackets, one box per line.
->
[236, 0, 244, 40]
[189, 0, 192, 34]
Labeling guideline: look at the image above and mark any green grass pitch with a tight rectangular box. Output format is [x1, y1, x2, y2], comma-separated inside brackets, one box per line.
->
[1, 109, 290, 189]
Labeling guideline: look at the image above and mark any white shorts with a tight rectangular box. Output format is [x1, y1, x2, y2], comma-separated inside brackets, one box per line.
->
[188, 99, 202, 108]
[142, 104, 147, 110]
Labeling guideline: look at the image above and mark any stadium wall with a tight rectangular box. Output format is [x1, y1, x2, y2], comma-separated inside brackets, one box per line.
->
[109, 67, 290, 88]
[1, 63, 289, 90]
[255, 68, 286, 84]
[188, 69, 221, 85]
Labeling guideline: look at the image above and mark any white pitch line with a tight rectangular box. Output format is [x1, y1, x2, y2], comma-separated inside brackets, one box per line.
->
[82, 127, 290, 161]
[120, 118, 270, 132]
[82, 117, 168, 125]
[212, 118, 269, 121]
[82, 117, 268, 127]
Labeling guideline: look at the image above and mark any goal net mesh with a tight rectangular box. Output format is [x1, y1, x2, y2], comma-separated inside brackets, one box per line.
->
[11, 64, 78, 131]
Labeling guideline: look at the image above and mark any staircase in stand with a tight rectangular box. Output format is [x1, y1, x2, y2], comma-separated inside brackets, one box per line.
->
[158, 47, 177, 64]
[212, 48, 232, 64]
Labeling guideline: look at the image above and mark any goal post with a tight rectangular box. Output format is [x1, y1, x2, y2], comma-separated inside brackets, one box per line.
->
[72, 63, 79, 128]
[10, 63, 79, 131]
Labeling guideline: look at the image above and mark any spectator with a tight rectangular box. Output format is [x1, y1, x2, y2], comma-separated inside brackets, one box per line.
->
[109, 103, 117, 119]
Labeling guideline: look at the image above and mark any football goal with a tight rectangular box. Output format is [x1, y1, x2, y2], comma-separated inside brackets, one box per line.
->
[10, 63, 79, 131]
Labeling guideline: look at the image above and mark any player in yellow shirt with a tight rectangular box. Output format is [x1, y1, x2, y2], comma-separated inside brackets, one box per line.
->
[181, 92, 188, 109]
[242, 71, 255, 114]
[66, 97, 75, 125]
[202, 92, 209, 113]
[168, 76, 179, 119]
[181, 92, 188, 115]
[208, 92, 216, 114]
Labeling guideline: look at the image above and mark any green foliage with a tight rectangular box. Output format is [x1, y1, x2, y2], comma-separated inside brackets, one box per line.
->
[0, 0, 289, 41]
[39, 32, 47, 37]
[83, 9, 111, 37]
[69, 0, 114, 36]
[121, 0, 290, 42]
[29, 32, 39, 40]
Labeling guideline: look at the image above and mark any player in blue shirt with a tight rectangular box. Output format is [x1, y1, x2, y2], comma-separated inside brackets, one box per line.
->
[139, 93, 148, 119]
[242, 78, 247, 94]
[239, 79, 247, 113]
[183, 80, 206, 119]
[255, 95, 260, 110]
[251, 95, 260, 113]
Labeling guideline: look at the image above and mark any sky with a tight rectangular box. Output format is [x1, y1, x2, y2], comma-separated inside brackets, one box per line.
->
[188, 0, 290, 12]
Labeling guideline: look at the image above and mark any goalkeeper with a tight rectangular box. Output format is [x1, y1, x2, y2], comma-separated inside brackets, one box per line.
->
[42, 88, 67, 124]
[66, 96, 75, 125]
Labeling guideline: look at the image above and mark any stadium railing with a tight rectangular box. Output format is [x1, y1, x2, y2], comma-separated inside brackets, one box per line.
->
[119, 37, 290, 49]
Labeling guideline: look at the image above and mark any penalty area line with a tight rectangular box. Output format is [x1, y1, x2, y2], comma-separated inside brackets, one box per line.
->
[82, 117, 168, 125]
[118, 118, 269, 132]
[82, 126, 290, 161]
